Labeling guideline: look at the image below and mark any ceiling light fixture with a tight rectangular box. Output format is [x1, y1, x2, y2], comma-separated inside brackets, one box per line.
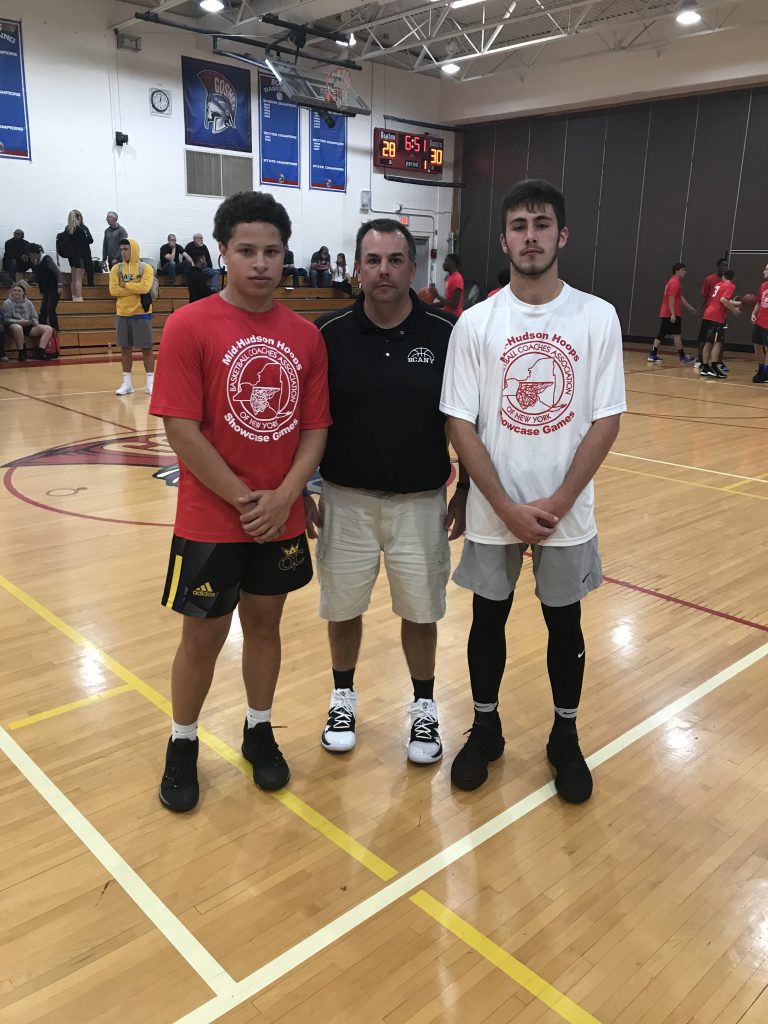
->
[336, 31, 356, 46]
[451, 0, 487, 8]
[675, 2, 702, 25]
[199, 0, 224, 12]
[442, 63, 461, 74]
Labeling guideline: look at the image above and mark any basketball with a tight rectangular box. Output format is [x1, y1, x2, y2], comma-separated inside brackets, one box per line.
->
[418, 285, 437, 304]
[739, 293, 757, 310]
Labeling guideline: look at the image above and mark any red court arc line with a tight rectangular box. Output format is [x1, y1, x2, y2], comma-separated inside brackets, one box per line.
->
[3, 467, 173, 529]
[0, 384, 135, 432]
[603, 572, 768, 634]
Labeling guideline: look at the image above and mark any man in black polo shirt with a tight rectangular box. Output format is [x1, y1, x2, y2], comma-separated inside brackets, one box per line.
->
[305, 219, 467, 765]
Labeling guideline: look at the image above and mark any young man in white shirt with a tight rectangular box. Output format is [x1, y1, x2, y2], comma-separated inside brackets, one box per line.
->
[440, 178, 626, 802]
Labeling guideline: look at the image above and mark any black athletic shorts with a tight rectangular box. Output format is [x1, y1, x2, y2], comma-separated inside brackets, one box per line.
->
[161, 533, 313, 618]
[752, 324, 768, 348]
[701, 318, 726, 344]
[656, 317, 682, 340]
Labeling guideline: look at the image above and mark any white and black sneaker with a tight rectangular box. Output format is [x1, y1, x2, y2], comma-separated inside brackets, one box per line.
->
[408, 698, 443, 764]
[321, 688, 358, 752]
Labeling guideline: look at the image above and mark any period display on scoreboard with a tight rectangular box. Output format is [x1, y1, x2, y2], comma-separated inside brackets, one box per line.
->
[373, 128, 444, 174]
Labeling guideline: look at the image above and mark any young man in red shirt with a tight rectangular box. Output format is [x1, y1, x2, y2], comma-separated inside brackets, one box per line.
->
[751, 263, 768, 384]
[648, 262, 696, 364]
[699, 270, 741, 378]
[150, 192, 331, 812]
[434, 253, 464, 317]
[696, 256, 728, 365]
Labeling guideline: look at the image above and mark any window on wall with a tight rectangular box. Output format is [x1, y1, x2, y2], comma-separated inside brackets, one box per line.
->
[185, 150, 253, 197]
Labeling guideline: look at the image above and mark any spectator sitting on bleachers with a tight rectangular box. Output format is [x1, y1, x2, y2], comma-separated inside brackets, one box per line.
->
[331, 252, 353, 297]
[28, 245, 62, 338]
[309, 245, 332, 287]
[3, 229, 33, 281]
[187, 256, 217, 304]
[184, 232, 222, 290]
[2, 282, 53, 362]
[283, 247, 301, 289]
[159, 234, 191, 287]
[102, 212, 128, 268]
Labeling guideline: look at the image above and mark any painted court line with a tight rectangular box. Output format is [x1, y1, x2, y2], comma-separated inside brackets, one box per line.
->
[0, 723, 236, 998]
[599, 462, 768, 500]
[608, 450, 768, 485]
[7, 683, 134, 729]
[168, 640, 768, 1024]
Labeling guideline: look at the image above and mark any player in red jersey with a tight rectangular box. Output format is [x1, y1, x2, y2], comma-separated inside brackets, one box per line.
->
[433, 253, 464, 317]
[150, 191, 331, 812]
[648, 262, 696, 364]
[696, 256, 728, 365]
[699, 270, 741, 378]
[751, 264, 768, 383]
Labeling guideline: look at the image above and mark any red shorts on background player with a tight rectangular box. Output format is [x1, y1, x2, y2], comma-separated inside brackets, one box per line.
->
[149, 191, 331, 812]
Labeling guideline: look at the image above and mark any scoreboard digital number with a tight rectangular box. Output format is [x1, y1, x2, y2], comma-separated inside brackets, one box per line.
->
[373, 128, 444, 174]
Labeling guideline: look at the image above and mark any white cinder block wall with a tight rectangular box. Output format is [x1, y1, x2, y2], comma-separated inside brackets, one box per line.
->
[2, 0, 455, 280]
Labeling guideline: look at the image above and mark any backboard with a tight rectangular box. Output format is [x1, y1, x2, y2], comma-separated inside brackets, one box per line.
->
[264, 58, 370, 117]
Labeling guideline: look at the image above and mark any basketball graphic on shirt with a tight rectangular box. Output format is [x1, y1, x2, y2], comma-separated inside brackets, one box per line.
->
[226, 341, 300, 438]
[500, 338, 575, 428]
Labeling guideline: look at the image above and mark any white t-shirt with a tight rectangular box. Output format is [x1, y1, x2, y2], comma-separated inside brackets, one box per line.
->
[439, 282, 626, 546]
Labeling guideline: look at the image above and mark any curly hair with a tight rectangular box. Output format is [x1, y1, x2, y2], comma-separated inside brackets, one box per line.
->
[213, 191, 292, 246]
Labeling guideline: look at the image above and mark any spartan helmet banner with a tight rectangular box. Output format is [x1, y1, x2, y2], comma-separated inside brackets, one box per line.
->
[181, 55, 252, 153]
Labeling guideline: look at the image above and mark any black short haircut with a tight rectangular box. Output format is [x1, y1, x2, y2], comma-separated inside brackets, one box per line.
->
[446, 253, 459, 269]
[723, 269, 735, 280]
[355, 218, 416, 264]
[500, 178, 566, 233]
[213, 191, 291, 246]
[672, 262, 686, 274]
[716, 257, 729, 269]
[28, 243, 43, 254]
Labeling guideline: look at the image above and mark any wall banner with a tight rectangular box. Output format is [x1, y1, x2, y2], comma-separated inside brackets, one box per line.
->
[0, 19, 31, 160]
[258, 74, 300, 188]
[309, 110, 347, 192]
[182, 55, 251, 152]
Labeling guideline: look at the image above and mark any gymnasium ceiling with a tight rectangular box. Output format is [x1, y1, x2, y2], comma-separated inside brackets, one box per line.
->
[114, 1, 764, 83]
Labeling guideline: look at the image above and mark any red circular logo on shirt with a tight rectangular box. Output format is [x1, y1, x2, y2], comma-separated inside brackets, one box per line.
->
[500, 339, 574, 428]
[226, 342, 300, 437]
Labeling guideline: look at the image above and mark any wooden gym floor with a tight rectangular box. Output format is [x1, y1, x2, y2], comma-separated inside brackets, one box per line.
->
[1, 349, 768, 1024]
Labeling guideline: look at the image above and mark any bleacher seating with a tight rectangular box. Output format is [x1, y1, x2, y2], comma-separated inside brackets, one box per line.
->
[0, 272, 358, 358]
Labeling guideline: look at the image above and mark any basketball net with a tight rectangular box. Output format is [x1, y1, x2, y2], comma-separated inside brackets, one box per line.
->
[323, 68, 351, 112]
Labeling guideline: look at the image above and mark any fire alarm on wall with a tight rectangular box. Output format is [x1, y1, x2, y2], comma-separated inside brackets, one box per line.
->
[430, 248, 437, 260]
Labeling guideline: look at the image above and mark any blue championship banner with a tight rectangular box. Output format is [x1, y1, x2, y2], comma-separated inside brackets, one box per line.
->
[182, 55, 251, 152]
[309, 110, 347, 192]
[258, 74, 300, 188]
[0, 19, 31, 160]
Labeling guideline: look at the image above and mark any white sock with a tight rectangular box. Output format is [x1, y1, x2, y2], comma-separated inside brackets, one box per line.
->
[474, 701, 498, 714]
[171, 719, 198, 741]
[146, 371, 154, 385]
[122, 371, 132, 383]
[246, 706, 271, 728]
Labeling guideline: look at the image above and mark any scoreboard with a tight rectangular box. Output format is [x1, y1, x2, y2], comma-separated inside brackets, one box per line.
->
[373, 128, 444, 174]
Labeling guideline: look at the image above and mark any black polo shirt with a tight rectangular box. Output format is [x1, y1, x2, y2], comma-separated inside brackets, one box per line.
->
[316, 290, 455, 493]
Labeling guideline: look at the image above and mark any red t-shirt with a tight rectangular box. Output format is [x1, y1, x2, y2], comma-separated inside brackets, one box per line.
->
[755, 281, 768, 329]
[444, 271, 464, 318]
[703, 280, 736, 324]
[660, 276, 683, 317]
[700, 273, 721, 305]
[150, 294, 331, 543]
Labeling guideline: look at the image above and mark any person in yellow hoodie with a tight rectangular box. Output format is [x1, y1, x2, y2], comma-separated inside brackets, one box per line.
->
[109, 238, 155, 396]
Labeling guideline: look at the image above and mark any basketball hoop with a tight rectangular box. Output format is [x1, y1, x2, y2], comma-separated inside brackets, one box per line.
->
[323, 67, 351, 112]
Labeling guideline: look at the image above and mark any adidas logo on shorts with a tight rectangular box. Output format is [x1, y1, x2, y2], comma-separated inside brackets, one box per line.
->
[192, 581, 217, 598]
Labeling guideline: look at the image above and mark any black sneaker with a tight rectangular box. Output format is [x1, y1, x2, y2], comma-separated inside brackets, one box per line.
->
[450, 712, 505, 790]
[710, 364, 727, 378]
[546, 726, 592, 804]
[159, 737, 199, 812]
[242, 720, 290, 790]
[753, 371, 768, 384]
[18, 348, 27, 362]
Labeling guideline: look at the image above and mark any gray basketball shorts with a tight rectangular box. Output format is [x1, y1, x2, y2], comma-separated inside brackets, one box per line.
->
[115, 315, 154, 349]
[453, 535, 603, 607]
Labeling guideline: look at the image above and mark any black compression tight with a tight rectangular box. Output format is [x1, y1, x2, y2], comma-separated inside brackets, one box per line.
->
[467, 593, 584, 710]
